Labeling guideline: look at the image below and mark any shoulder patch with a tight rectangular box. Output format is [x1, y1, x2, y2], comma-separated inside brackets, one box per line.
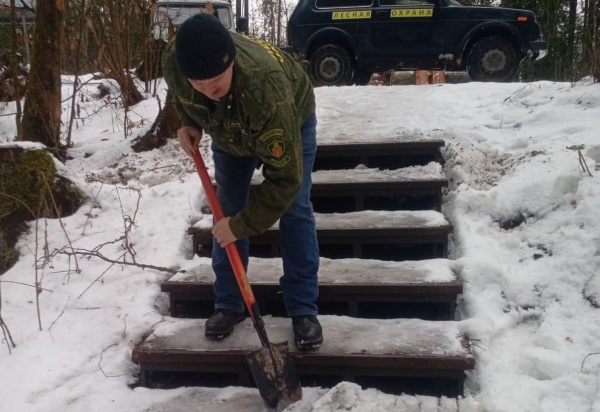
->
[243, 35, 284, 64]
[267, 140, 286, 158]
[178, 96, 193, 105]
[269, 156, 291, 168]
[259, 128, 284, 142]
[267, 140, 290, 167]
[178, 96, 206, 109]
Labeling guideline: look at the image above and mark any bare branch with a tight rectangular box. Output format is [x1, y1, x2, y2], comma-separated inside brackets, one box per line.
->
[0, 281, 53, 292]
[76, 252, 125, 299]
[81, 184, 104, 235]
[581, 352, 600, 372]
[48, 298, 70, 340]
[0, 280, 16, 354]
[98, 343, 126, 378]
[57, 249, 177, 276]
[42, 172, 80, 275]
[114, 187, 140, 263]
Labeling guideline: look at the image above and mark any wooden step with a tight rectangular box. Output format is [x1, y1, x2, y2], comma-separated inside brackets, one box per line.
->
[189, 210, 453, 261]
[132, 315, 475, 397]
[313, 139, 445, 171]
[163, 258, 461, 320]
[253, 164, 448, 212]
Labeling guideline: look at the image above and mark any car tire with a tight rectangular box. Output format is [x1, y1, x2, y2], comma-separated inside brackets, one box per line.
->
[466, 36, 519, 82]
[351, 68, 372, 86]
[309, 44, 354, 86]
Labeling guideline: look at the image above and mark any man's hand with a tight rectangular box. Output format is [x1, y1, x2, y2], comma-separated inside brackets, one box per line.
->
[212, 217, 237, 247]
[177, 126, 203, 157]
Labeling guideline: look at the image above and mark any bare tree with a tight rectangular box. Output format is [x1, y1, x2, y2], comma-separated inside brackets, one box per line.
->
[567, 0, 577, 78]
[582, 0, 600, 80]
[250, 0, 293, 47]
[87, 0, 145, 108]
[6, 1, 24, 139]
[19, 0, 64, 155]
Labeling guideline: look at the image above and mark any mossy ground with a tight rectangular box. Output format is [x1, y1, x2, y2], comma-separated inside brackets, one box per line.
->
[0, 148, 83, 274]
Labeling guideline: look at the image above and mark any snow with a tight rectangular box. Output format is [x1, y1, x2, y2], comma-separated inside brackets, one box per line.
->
[259, 162, 446, 184]
[0, 76, 599, 412]
[192, 209, 450, 230]
[139, 316, 470, 357]
[168, 257, 457, 284]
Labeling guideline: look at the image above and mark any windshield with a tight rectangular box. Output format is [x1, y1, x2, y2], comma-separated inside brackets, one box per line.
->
[155, 5, 232, 30]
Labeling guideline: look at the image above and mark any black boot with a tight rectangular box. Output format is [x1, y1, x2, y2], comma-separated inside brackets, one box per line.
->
[292, 316, 323, 351]
[205, 309, 246, 340]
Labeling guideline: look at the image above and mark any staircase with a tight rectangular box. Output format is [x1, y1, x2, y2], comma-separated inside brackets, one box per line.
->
[132, 138, 474, 399]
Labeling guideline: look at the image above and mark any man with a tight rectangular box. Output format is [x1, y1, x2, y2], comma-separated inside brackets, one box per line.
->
[162, 13, 322, 351]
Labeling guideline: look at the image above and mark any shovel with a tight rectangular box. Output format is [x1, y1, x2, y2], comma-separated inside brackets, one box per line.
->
[192, 149, 302, 411]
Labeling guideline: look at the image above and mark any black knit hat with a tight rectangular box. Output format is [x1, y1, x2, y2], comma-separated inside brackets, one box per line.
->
[175, 13, 236, 80]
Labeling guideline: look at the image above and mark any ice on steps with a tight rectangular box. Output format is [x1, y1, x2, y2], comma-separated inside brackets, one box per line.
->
[192, 210, 451, 230]
[168, 257, 457, 285]
[141, 315, 470, 359]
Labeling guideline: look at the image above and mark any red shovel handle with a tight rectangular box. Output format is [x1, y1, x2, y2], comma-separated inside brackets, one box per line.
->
[191, 150, 258, 319]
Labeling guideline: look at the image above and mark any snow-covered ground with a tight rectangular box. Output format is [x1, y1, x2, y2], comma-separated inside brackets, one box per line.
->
[0, 76, 599, 412]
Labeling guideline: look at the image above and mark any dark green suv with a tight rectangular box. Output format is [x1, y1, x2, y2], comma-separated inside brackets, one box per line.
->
[284, 0, 547, 85]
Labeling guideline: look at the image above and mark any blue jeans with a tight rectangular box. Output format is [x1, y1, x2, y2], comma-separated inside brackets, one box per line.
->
[211, 113, 319, 317]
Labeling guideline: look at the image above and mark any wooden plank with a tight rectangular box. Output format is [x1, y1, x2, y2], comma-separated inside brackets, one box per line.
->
[263, 167, 447, 211]
[132, 316, 474, 394]
[307, 168, 447, 211]
[133, 316, 474, 366]
[316, 140, 445, 154]
[189, 211, 452, 260]
[190, 210, 452, 235]
[313, 140, 445, 170]
[257, 165, 448, 188]
[163, 258, 460, 294]
[204, 164, 447, 212]
[415, 70, 446, 85]
[162, 258, 461, 319]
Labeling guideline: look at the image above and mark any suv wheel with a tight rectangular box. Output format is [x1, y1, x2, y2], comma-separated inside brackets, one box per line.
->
[467, 36, 519, 82]
[309, 44, 354, 86]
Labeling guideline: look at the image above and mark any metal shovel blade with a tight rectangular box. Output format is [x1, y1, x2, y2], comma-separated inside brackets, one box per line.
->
[246, 341, 302, 411]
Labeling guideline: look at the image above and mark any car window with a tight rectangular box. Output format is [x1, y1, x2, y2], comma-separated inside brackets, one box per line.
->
[379, 0, 435, 5]
[315, 0, 373, 8]
[155, 5, 232, 30]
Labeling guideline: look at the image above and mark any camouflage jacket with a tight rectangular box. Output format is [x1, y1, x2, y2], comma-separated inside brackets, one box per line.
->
[162, 33, 316, 239]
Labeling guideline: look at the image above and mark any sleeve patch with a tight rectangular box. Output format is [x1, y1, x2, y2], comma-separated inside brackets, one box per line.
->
[267, 140, 285, 158]
[269, 156, 291, 168]
[259, 128, 284, 142]
[267, 140, 290, 168]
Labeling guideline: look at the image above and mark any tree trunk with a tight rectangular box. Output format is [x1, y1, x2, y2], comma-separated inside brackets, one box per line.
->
[119, 73, 144, 108]
[20, 0, 64, 154]
[9, 0, 23, 139]
[567, 0, 577, 79]
[131, 92, 181, 152]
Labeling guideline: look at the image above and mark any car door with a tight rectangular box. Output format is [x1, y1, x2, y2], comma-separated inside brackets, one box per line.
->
[314, 0, 376, 56]
[370, 0, 444, 69]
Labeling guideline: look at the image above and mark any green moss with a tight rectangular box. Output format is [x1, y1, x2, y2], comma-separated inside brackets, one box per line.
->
[0, 148, 83, 274]
[0, 229, 19, 273]
[0, 149, 57, 219]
